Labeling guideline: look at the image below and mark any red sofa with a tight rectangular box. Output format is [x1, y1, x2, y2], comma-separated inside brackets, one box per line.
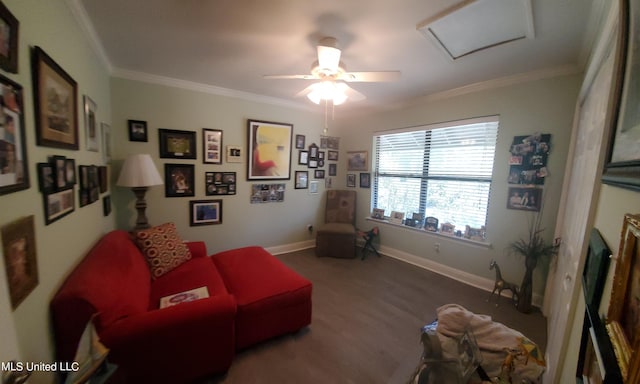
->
[51, 229, 312, 383]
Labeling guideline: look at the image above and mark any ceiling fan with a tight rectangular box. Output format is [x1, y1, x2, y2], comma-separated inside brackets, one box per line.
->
[264, 37, 400, 105]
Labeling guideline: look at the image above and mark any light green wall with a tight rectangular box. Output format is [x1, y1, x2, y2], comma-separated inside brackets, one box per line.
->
[333, 75, 581, 298]
[109, 78, 326, 252]
[0, 0, 113, 382]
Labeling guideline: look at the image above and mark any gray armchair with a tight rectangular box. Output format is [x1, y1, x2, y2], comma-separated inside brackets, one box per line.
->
[315, 190, 357, 258]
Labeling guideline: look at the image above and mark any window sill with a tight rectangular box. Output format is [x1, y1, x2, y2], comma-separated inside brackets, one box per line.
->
[364, 217, 492, 248]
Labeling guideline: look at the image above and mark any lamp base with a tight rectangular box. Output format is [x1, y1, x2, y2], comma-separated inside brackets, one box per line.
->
[131, 187, 151, 231]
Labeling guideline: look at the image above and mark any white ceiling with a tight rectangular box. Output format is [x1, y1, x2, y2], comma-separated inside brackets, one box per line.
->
[76, 0, 598, 115]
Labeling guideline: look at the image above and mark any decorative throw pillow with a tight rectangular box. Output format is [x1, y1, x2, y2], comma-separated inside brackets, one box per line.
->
[133, 222, 192, 279]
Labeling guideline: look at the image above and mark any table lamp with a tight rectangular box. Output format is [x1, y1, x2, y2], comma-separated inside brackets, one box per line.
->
[116, 154, 163, 230]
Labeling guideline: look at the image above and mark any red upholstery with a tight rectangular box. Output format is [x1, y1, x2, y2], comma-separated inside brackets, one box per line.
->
[50, 230, 236, 383]
[212, 246, 312, 349]
[51, 232, 312, 383]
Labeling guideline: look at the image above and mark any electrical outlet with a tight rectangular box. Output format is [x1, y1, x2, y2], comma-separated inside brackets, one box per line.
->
[434, 243, 440, 252]
[307, 224, 313, 233]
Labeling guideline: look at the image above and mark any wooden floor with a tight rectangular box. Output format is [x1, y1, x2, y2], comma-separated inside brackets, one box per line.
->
[204, 247, 547, 384]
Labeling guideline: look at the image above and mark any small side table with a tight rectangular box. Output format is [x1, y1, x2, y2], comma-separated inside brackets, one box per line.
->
[359, 226, 380, 260]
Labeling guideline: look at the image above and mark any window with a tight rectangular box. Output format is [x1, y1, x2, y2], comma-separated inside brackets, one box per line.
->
[373, 116, 499, 232]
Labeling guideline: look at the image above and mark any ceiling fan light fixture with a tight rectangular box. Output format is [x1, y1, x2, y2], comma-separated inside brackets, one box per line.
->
[306, 81, 348, 105]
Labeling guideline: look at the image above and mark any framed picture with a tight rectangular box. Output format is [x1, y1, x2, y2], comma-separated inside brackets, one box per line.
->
[298, 150, 308, 165]
[226, 145, 242, 163]
[389, 211, 404, 225]
[32, 46, 78, 150]
[603, 0, 640, 191]
[347, 173, 356, 187]
[320, 135, 340, 149]
[328, 150, 339, 161]
[165, 163, 195, 197]
[309, 180, 319, 194]
[295, 134, 305, 149]
[44, 188, 75, 225]
[314, 169, 325, 179]
[360, 173, 371, 188]
[250, 183, 286, 203]
[247, 119, 292, 180]
[308, 158, 318, 168]
[347, 150, 368, 171]
[98, 165, 108, 193]
[83, 95, 98, 151]
[203, 128, 222, 164]
[371, 208, 385, 220]
[103, 195, 111, 216]
[36, 163, 54, 192]
[0, 74, 29, 195]
[329, 163, 337, 176]
[159, 128, 197, 159]
[440, 222, 456, 235]
[295, 170, 308, 189]
[205, 171, 236, 195]
[308, 143, 319, 160]
[506, 186, 542, 211]
[101, 123, 111, 163]
[189, 199, 222, 226]
[606, 213, 640, 382]
[0, 1, 18, 73]
[325, 177, 332, 189]
[65, 158, 76, 187]
[52, 155, 66, 190]
[1, 216, 37, 309]
[128, 119, 148, 142]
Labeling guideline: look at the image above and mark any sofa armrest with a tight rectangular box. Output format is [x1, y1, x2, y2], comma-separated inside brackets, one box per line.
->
[99, 294, 236, 381]
[186, 241, 207, 258]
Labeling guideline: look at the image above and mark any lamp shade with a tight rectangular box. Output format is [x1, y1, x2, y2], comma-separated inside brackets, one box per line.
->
[116, 154, 163, 187]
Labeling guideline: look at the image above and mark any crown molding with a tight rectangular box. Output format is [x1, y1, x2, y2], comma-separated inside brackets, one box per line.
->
[112, 67, 315, 111]
[65, 0, 113, 73]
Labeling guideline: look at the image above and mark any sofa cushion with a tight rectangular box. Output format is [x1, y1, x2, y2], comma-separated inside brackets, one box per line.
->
[150, 256, 232, 310]
[133, 222, 192, 279]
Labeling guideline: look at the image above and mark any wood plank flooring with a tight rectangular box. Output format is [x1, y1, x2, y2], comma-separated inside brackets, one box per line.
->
[204, 248, 547, 384]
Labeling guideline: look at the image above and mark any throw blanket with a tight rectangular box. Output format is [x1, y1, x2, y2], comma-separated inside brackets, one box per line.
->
[436, 304, 545, 383]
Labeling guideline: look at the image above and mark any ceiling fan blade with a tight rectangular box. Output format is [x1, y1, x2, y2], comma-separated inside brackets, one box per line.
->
[342, 84, 366, 101]
[263, 74, 317, 80]
[341, 71, 401, 82]
[317, 45, 341, 72]
[295, 84, 316, 98]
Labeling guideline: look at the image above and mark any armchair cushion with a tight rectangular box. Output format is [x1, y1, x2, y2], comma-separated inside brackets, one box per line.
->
[133, 222, 192, 279]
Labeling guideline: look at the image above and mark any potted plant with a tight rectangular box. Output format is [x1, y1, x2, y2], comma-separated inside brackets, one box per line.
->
[507, 212, 558, 313]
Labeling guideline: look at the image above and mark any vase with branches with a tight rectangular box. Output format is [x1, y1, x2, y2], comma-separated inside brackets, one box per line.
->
[507, 210, 558, 313]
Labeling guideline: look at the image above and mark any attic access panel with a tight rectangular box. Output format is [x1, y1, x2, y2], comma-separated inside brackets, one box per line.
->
[417, 0, 534, 60]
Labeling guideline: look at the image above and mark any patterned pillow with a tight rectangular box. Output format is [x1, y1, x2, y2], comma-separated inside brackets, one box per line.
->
[133, 222, 192, 279]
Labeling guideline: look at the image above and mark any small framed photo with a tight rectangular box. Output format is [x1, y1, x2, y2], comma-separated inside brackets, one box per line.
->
[37, 163, 54, 192]
[101, 123, 112, 163]
[309, 180, 319, 194]
[347, 173, 356, 187]
[98, 165, 108, 193]
[298, 150, 308, 165]
[203, 128, 223, 164]
[165, 164, 195, 197]
[425, 216, 439, 232]
[360, 173, 371, 188]
[295, 134, 305, 149]
[347, 151, 368, 171]
[1, 216, 38, 309]
[0, 74, 29, 196]
[0, 2, 18, 73]
[44, 188, 75, 225]
[308, 143, 319, 159]
[32, 46, 79, 150]
[328, 150, 339, 161]
[159, 129, 197, 159]
[329, 163, 337, 176]
[128, 120, 148, 142]
[371, 208, 385, 220]
[295, 171, 308, 189]
[440, 222, 456, 235]
[507, 186, 542, 211]
[205, 171, 236, 195]
[103, 195, 111, 216]
[52, 155, 66, 190]
[65, 158, 76, 187]
[83, 95, 98, 151]
[189, 199, 222, 226]
[389, 211, 404, 225]
[314, 169, 325, 179]
[226, 145, 242, 163]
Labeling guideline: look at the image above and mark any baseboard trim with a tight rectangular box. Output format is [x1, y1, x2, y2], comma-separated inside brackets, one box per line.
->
[266, 240, 315, 255]
[377, 245, 543, 307]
